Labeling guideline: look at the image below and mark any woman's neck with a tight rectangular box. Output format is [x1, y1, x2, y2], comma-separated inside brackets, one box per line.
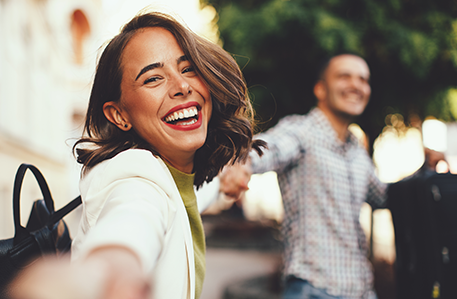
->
[161, 155, 194, 174]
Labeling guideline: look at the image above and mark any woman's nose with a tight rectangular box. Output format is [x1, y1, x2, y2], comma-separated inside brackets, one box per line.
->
[169, 73, 191, 98]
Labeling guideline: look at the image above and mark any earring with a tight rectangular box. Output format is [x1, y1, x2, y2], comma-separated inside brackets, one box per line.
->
[124, 124, 128, 128]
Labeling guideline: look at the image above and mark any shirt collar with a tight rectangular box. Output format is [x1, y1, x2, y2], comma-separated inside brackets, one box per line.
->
[308, 107, 360, 153]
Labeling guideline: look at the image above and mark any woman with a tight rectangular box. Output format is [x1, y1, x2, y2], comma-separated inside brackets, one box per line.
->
[10, 11, 263, 299]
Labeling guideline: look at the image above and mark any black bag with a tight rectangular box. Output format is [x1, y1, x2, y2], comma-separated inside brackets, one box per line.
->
[389, 167, 457, 299]
[0, 164, 81, 298]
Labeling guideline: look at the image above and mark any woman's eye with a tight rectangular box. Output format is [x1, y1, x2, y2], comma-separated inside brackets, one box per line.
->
[144, 77, 159, 84]
[182, 66, 195, 74]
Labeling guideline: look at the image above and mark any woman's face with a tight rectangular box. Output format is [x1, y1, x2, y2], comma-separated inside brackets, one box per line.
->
[106, 27, 212, 173]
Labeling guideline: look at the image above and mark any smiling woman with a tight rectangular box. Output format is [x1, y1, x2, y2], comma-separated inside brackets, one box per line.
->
[8, 11, 264, 299]
[74, 12, 264, 187]
[102, 27, 213, 174]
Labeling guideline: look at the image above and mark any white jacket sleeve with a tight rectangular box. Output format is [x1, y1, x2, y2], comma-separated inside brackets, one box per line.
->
[72, 150, 173, 274]
[75, 178, 169, 274]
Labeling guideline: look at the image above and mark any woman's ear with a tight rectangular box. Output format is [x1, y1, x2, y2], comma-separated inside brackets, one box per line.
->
[103, 102, 131, 131]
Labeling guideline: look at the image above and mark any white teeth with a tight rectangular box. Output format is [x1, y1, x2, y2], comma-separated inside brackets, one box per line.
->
[178, 119, 197, 126]
[165, 107, 198, 123]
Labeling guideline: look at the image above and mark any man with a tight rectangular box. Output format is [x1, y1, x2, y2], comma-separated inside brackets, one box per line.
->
[220, 53, 386, 299]
[212, 53, 444, 298]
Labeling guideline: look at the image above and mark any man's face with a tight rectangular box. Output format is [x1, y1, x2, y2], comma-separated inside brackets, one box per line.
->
[315, 55, 371, 120]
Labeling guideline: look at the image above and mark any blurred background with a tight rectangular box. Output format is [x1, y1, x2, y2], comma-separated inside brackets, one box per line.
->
[1, 0, 457, 298]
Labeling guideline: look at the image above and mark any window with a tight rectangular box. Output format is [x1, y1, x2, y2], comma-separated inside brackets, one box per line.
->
[70, 10, 90, 65]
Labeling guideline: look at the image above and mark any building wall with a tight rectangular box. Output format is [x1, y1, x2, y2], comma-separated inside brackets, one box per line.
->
[0, 0, 102, 238]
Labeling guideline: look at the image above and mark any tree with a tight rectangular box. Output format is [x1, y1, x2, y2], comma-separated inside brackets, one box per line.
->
[201, 0, 457, 148]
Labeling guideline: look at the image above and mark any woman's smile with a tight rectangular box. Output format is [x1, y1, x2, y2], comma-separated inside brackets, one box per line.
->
[163, 102, 202, 131]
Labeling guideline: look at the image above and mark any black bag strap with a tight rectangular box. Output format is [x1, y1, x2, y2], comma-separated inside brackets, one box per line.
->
[13, 164, 54, 240]
[48, 196, 82, 226]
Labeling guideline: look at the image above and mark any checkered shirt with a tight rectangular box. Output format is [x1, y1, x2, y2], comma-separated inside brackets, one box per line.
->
[250, 108, 387, 299]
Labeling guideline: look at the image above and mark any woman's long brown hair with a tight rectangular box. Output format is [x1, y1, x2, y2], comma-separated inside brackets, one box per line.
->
[74, 12, 264, 188]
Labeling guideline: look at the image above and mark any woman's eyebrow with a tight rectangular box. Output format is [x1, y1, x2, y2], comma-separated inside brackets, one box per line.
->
[135, 56, 188, 81]
[177, 55, 188, 64]
[135, 62, 163, 81]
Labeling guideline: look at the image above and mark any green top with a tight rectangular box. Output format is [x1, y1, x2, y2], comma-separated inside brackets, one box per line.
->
[166, 164, 206, 299]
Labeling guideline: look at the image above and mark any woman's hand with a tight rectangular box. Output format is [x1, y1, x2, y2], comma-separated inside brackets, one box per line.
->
[8, 246, 150, 299]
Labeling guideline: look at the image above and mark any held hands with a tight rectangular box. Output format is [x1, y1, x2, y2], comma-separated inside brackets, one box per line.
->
[219, 160, 253, 201]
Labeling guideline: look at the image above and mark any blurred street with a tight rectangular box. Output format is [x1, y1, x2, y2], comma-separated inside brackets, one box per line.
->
[200, 207, 283, 299]
[201, 248, 281, 299]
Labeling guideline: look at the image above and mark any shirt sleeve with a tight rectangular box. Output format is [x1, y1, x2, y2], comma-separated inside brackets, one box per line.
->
[365, 165, 388, 209]
[250, 115, 304, 174]
[75, 176, 169, 275]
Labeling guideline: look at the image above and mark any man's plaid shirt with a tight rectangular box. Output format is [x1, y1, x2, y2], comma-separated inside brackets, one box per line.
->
[250, 108, 387, 298]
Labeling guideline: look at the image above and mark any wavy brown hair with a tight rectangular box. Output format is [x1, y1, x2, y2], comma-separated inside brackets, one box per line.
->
[74, 11, 264, 188]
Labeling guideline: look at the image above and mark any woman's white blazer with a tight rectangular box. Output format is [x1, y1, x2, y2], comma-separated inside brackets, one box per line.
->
[71, 149, 217, 299]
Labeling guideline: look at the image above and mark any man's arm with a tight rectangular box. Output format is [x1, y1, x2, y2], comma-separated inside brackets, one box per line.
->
[250, 115, 304, 174]
[197, 115, 305, 202]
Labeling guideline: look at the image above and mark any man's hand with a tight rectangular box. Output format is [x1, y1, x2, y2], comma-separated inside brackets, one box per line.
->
[219, 161, 252, 201]
[424, 147, 447, 171]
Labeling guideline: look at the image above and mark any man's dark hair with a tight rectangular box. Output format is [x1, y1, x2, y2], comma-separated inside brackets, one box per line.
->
[315, 52, 366, 83]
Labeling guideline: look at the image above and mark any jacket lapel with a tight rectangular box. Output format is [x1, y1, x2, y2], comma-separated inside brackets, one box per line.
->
[157, 157, 195, 299]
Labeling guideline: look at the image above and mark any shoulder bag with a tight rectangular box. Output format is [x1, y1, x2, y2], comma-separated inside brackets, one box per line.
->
[0, 164, 81, 297]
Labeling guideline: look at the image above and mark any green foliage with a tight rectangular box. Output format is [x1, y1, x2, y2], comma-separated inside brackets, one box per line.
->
[201, 0, 457, 143]
[445, 88, 457, 119]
